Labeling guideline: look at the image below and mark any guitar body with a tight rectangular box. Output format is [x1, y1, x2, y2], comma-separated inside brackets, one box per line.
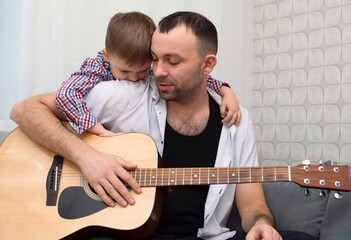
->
[2, 126, 350, 239]
[0, 128, 160, 240]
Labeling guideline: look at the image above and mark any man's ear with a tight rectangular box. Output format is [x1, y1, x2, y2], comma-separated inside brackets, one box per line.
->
[102, 48, 110, 62]
[202, 54, 217, 75]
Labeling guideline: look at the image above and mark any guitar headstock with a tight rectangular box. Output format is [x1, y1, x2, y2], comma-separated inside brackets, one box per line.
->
[291, 164, 351, 192]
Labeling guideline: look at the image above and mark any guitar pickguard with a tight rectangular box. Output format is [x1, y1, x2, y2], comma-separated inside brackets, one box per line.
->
[58, 187, 108, 219]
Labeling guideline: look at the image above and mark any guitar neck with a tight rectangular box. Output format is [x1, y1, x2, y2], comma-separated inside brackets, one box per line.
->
[128, 165, 351, 191]
[129, 166, 291, 187]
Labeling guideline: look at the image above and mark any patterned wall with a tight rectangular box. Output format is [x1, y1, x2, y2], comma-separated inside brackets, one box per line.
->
[252, 0, 351, 166]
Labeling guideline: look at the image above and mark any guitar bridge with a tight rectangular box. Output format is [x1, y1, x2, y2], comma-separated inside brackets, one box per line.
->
[46, 155, 63, 206]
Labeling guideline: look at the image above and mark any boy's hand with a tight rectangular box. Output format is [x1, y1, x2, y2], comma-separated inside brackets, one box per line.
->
[88, 123, 121, 137]
[220, 86, 242, 127]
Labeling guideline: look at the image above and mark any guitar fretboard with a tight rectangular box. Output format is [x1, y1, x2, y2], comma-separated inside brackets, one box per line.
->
[128, 166, 292, 187]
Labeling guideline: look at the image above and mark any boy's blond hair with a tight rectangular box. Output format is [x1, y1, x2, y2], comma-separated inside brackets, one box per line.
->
[105, 12, 156, 67]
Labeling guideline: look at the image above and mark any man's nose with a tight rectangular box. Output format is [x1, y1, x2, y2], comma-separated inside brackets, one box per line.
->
[153, 61, 168, 77]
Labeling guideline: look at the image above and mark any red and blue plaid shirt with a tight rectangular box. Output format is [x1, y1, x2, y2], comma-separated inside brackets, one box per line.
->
[55, 51, 229, 134]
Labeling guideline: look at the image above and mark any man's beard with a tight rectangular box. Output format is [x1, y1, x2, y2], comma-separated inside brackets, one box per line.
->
[155, 66, 203, 103]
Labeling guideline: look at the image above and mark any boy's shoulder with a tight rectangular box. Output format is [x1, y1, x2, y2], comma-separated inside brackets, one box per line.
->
[87, 76, 152, 101]
[82, 51, 107, 66]
[75, 51, 112, 78]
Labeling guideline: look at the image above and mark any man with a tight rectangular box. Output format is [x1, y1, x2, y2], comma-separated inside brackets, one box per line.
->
[11, 11, 313, 240]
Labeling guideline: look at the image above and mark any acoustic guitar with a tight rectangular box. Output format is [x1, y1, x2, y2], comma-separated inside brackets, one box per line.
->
[0, 127, 350, 240]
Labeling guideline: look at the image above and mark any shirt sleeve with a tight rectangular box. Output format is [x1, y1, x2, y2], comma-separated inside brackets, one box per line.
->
[206, 75, 230, 95]
[55, 57, 112, 134]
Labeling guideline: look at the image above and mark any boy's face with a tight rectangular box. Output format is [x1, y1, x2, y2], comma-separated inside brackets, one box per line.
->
[103, 49, 151, 81]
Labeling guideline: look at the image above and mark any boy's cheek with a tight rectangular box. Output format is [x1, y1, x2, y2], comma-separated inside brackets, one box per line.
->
[112, 71, 127, 81]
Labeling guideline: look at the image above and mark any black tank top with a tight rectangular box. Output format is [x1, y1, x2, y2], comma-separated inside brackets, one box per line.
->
[155, 95, 223, 236]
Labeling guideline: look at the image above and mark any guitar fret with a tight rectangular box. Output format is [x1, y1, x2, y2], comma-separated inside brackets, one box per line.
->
[138, 169, 142, 186]
[169, 169, 172, 185]
[134, 169, 138, 185]
[144, 169, 147, 186]
[162, 168, 164, 186]
[217, 168, 219, 184]
[143, 169, 147, 186]
[238, 168, 240, 183]
[173, 169, 176, 184]
[136, 170, 140, 184]
[149, 168, 152, 187]
[227, 168, 229, 183]
[139, 169, 142, 186]
[183, 168, 185, 185]
[199, 168, 201, 185]
[155, 168, 158, 186]
[190, 168, 193, 185]
[175, 168, 177, 185]
[249, 167, 252, 182]
[170, 169, 173, 185]
[151, 169, 155, 186]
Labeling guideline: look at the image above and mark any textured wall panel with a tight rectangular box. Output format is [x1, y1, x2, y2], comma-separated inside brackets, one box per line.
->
[253, 0, 351, 166]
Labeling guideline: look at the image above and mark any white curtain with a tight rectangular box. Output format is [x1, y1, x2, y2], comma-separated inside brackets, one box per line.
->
[0, 0, 252, 133]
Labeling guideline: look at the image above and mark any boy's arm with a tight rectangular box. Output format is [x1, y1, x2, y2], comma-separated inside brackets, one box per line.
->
[10, 93, 141, 207]
[55, 53, 112, 134]
[88, 122, 119, 137]
[206, 75, 242, 127]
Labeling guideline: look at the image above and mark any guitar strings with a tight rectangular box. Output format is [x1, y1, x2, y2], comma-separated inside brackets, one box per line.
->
[54, 166, 346, 189]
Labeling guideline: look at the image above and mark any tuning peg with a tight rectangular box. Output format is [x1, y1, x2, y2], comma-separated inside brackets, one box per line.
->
[302, 160, 311, 165]
[304, 188, 310, 197]
[334, 191, 343, 200]
[319, 190, 326, 198]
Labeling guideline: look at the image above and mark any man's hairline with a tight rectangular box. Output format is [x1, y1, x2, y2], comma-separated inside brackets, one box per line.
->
[152, 25, 207, 59]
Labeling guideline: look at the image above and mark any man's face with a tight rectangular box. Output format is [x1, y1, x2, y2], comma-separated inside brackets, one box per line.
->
[151, 25, 205, 103]
[103, 50, 151, 82]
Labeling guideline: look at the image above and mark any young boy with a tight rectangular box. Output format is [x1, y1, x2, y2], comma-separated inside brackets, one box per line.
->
[55, 12, 241, 136]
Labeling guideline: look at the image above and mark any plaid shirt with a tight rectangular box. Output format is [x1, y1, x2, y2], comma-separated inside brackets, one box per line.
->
[55, 51, 229, 134]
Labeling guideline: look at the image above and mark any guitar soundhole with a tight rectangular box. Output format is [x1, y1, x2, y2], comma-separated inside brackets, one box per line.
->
[88, 184, 97, 194]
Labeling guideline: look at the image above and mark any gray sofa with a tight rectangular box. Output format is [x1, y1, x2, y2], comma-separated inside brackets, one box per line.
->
[227, 170, 351, 240]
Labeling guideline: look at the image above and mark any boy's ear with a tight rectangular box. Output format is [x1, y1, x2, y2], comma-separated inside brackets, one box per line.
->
[102, 48, 110, 62]
[202, 54, 217, 75]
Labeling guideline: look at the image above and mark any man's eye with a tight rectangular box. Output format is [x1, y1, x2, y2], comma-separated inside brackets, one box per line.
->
[152, 58, 158, 62]
[169, 61, 179, 65]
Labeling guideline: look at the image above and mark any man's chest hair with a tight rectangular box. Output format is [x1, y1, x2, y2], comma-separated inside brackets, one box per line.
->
[166, 112, 209, 136]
